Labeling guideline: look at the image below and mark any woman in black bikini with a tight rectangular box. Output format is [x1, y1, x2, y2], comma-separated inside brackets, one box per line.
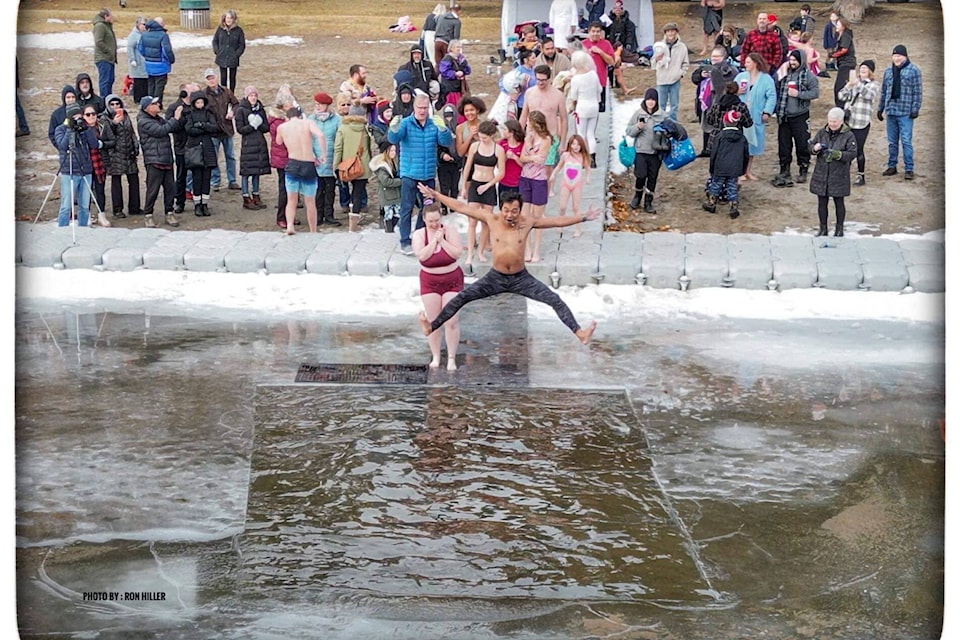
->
[413, 204, 465, 370]
[459, 120, 505, 266]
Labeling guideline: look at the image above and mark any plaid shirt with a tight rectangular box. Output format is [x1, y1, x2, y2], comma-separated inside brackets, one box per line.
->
[878, 62, 923, 117]
[837, 80, 879, 130]
[740, 29, 782, 71]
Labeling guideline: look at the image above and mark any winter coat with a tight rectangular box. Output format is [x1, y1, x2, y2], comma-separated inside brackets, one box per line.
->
[369, 154, 402, 206]
[268, 108, 288, 170]
[398, 46, 437, 96]
[654, 37, 689, 86]
[308, 111, 340, 178]
[837, 79, 880, 130]
[434, 11, 461, 43]
[705, 94, 754, 140]
[54, 122, 98, 175]
[183, 92, 220, 168]
[808, 124, 857, 197]
[234, 99, 272, 176]
[605, 11, 638, 53]
[369, 119, 391, 154]
[625, 104, 667, 155]
[138, 20, 175, 77]
[213, 24, 246, 69]
[101, 94, 139, 175]
[48, 84, 77, 147]
[333, 115, 374, 181]
[438, 54, 471, 96]
[127, 26, 147, 79]
[392, 86, 415, 119]
[387, 113, 454, 180]
[93, 13, 117, 64]
[709, 126, 749, 178]
[204, 84, 240, 137]
[166, 94, 190, 154]
[776, 50, 819, 118]
[137, 108, 182, 166]
[75, 73, 105, 115]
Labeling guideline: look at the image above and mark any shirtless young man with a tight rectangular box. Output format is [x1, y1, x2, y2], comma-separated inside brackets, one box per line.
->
[416, 183, 599, 345]
[274, 107, 326, 234]
[519, 65, 568, 176]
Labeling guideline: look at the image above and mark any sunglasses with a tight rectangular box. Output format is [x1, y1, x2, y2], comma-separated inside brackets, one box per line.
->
[83, 112, 98, 117]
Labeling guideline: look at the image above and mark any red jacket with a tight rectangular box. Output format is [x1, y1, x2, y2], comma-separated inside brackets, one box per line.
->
[268, 115, 287, 170]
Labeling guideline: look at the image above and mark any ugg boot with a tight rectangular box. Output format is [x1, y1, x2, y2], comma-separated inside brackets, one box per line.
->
[629, 190, 642, 210]
[242, 195, 257, 210]
[348, 212, 360, 233]
[251, 193, 267, 209]
[728, 201, 740, 220]
[702, 194, 718, 213]
[796, 164, 809, 184]
[642, 192, 656, 214]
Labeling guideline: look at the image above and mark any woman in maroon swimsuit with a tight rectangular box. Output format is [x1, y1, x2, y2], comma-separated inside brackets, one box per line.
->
[413, 204, 465, 370]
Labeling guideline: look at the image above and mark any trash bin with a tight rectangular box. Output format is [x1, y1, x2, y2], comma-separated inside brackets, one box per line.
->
[179, 0, 211, 30]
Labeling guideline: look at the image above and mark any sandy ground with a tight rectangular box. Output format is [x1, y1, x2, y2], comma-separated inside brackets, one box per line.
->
[14, 2, 944, 236]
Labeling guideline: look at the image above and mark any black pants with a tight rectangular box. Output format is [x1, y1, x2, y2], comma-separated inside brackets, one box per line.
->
[173, 154, 187, 207]
[430, 267, 581, 334]
[132, 77, 148, 103]
[818, 195, 846, 226]
[851, 124, 870, 174]
[143, 164, 175, 215]
[276, 168, 287, 224]
[147, 75, 168, 105]
[315, 176, 337, 219]
[348, 178, 368, 213]
[835, 65, 856, 108]
[219, 67, 238, 94]
[633, 152, 662, 194]
[598, 85, 607, 113]
[777, 114, 811, 169]
[90, 176, 106, 213]
[437, 161, 461, 210]
[110, 172, 140, 215]
[190, 166, 212, 197]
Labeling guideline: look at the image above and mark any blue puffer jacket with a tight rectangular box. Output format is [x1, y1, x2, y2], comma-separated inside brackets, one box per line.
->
[138, 20, 175, 76]
[308, 112, 341, 178]
[54, 123, 98, 175]
[386, 114, 453, 180]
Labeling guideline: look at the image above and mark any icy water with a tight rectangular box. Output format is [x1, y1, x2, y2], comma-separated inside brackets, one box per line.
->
[15, 296, 945, 639]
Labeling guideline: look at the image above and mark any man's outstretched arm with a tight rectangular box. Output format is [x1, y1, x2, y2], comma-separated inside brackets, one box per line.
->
[533, 204, 601, 229]
[417, 183, 491, 224]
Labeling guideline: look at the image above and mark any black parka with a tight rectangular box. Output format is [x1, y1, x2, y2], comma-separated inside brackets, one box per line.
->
[101, 94, 139, 175]
[234, 99, 272, 176]
[137, 105, 183, 166]
[808, 124, 857, 197]
[183, 92, 220, 168]
[212, 24, 246, 68]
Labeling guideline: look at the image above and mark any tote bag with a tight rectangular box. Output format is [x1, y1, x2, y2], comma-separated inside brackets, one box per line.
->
[663, 136, 696, 170]
[618, 137, 636, 167]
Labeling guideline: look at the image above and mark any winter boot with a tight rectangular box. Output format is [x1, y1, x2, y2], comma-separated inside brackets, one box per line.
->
[348, 212, 360, 233]
[252, 193, 267, 209]
[642, 192, 656, 214]
[854, 173, 865, 186]
[834, 223, 844, 237]
[796, 164, 809, 184]
[165, 211, 180, 227]
[194, 201, 203, 217]
[728, 201, 740, 220]
[242, 195, 257, 210]
[702, 194, 718, 214]
[200, 195, 211, 216]
[771, 165, 794, 188]
[325, 212, 343, 227]
[144, 213, 157, 228]
[815, 224, 829, 237]
[629, 189, 642, 210]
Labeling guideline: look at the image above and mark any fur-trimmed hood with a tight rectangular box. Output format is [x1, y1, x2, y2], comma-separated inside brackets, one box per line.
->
[369, 153, 396, 175]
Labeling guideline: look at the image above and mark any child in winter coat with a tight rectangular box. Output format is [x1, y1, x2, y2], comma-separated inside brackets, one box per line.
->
[703, 109, 749, 219]
[369, 144, 402, 232]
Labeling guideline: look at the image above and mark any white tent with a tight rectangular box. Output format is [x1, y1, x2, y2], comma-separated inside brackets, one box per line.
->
[500, 0, 656, 54]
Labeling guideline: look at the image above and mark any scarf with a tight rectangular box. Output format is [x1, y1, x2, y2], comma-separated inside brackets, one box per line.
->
[891, 59, 909, 101]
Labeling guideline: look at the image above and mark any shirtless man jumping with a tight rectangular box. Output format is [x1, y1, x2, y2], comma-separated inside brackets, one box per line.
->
[274, 107, 326, 234]
[416, 183, 598, 345]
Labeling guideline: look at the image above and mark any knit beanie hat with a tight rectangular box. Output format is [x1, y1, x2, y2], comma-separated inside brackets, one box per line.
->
[722, 109, 741, 127]
[243, 85, 258, 98]
[376, 99, 391, 116]
[643, 87, 659, 103]
[65, 103, 82, 118]
[860, 60, 875, 73]
[788, 50, 802, 65]
[892, 44, 908, 56]
[347, 104, 366, 117]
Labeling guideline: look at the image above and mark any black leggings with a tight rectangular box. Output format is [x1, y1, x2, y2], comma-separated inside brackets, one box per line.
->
[348, 178, 368, 213]
[633, 152, 662, 194]
[430, 267, 581, 334]
[851, 124, 870, 174]
[817, 195, 846, 226]
[220, 67, 238, 94]
[276, 168, 287, 224]
[190, 167, 212, 197]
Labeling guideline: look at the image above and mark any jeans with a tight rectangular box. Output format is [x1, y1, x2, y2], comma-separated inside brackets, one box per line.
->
[347, 179, 368, 213]
[241, 174, 260, 196]
[656, 81, 681, 122]
[885, 114, 914, 172]
[211, 135, 237, 186]
[57, 174, 90, 227]
[707, 175, 740, 202]
[399, 176, 433, 247]
[338, 179, 367, 211]
[15, 92, 29, 133]
[95, 60, 115, 99]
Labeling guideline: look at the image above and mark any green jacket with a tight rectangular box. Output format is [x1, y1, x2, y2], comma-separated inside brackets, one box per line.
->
[333, 115, 374, 181]
[93, 14, 117, 64]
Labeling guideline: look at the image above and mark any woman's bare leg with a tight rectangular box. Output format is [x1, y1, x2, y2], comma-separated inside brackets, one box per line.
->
[422, 292, 443, 367]
[441, 290, 460, 370]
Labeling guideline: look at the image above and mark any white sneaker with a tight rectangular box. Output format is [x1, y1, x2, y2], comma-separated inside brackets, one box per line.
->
[165, 212, 180, 227]
[144, 214, 157, 228]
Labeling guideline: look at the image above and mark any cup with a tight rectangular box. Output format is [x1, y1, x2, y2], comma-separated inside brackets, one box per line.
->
[739, 80, 748, 93]
[787, 81, 798, 92]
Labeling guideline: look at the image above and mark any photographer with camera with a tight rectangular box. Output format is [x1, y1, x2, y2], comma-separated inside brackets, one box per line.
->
[53, 103, 100, 227]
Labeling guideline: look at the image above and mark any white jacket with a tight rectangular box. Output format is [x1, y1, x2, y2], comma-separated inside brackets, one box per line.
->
[654, 37, 690, 86]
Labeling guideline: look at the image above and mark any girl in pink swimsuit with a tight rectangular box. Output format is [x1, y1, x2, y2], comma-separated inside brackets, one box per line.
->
[413, 205, 465, 370]
[549, 135, 592, 238]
